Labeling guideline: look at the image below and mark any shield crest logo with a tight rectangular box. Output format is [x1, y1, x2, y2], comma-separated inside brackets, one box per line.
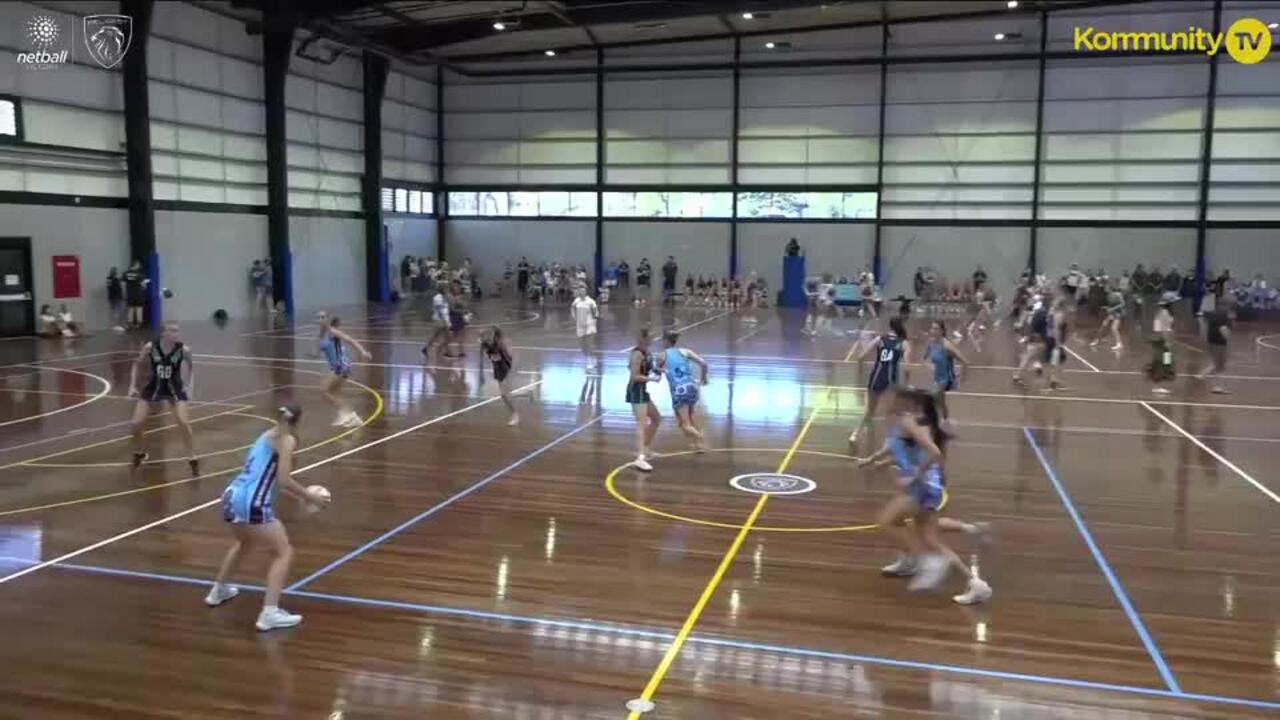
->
[84, 14, 132, 69]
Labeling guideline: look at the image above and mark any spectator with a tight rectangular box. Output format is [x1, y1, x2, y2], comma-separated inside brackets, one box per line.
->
[617, 259, 630, 289]
[122, 259, 148, 330]
[57, 304, 81, 336]
[913, 267, 925, 297]
[250, 260, 269, 312]
[261, 257, 276, 313]
[400, 255, 412, 293]
[661, 256, 678, 305]
[517, 256, 530, 295]
[785, 237, 801, 257]
[636, 258, 652, 306]
[38, 305, 63, 337]
[106, 267, 124, 331]
[972, 264, 988, 292]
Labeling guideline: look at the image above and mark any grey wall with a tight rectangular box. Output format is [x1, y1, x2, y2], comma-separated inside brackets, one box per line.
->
[446, 220, 595, 284]
[738, 223, 874, 292]
[1039, 227, 1197, 279]
[1206, 229, 1280, 285]
[604, 222, 730, 291]
[0, 204, 130, 329]
[387, 217, 437, 263]
[290, 216, 365, 312]
[156, 211, 267, 323]
[881, 226, 1029, 297]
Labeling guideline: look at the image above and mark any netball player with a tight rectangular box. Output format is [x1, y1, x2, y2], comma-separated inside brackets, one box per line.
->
[1012, 293, 1050, 387]
[848, 317, 910, 445]
[626, 325, 662, 472]
[1091, 283, 1126, 351]
[204, 405, 331, 631]
[127, 322, 198, 477]
[479, 325, 520, 425]
[855, 387, 992, 605]
[1148, 292, 1178, 395]
[571, 285, 600, 371]
[659, 331, 709, 452]
[923, 321, 970, 423]
[316, 312, 372, 427]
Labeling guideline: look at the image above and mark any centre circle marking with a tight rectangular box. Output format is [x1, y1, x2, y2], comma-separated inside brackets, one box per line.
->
[730, 472, 816, 496]
[605, 448, 888, 533]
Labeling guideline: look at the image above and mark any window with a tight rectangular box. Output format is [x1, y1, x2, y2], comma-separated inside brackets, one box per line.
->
[602, 191, 732, 219]
[0, 96, 17, 140]
[737, 192, 877, 220]
[447, 191, 598, 218]
[382, 185, 433, 215]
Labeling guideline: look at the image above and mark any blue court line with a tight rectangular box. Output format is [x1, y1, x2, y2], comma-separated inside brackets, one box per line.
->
[285, 413, 608, 592]
[6, 555, 1278, 712]
[1022, 427, 1182, 694]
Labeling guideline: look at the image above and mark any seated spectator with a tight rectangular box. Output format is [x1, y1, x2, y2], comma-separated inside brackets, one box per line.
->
[38, 304, 75, 338]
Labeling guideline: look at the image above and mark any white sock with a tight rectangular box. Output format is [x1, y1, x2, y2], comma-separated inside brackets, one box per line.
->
[262, 605, 277, 614]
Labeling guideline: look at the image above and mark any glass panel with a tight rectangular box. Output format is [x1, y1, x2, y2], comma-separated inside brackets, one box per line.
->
[394, 188, 408, 213]
[509, 191, 538, 216]
[407, 190, 422, 214]
[448, 191, 477, 215]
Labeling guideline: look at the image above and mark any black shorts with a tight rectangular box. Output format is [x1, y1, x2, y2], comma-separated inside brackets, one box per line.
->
[625, 381, 651, 405]
[142, 381, 188, 404]
[638, 276, 650, 287]
[492, 361, 511, 383]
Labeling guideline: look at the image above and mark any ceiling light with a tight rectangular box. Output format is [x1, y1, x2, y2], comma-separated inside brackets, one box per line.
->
[1007, 0, 1019, 8]
[493, 21, 506, 31]
[994, 32, 1006, 41]
[742, 12, 754, 20]
[765, 41, 775, 49]
[544, 49, 556, 56]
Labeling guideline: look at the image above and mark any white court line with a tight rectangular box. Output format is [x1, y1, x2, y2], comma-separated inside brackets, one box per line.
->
[733, 322, 768, 344]
[1141, 401, 1280, 504]
[1172, 338, 1205, 355]
[197, 353, 540, 376]
[610, 309, 735, 352]
[0, 376, 546, 587]
[0, 383, 292, 457]
[0, 366, 112, 428]
[0, 350, 130, 372]
[1257, 334, 1280, 352]
[1063, 345, 1101, 372]
[953, 418, 1280, 444]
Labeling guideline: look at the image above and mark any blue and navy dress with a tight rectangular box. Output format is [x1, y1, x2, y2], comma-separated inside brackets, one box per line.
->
[221, 432, 280, 525]
[927, 340, 957, 392]
[867, 335, 903, 393]
[664, 347, 698, 409]
[887, 420, 946, 512]
[319, 330, 351, 378]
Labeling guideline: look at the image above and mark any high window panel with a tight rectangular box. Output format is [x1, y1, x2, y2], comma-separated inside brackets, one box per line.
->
[0, 97, 17, 138]
[448, 191, 596, 217]
[603, 191, 732, 218]
[736, 191, 877, 219]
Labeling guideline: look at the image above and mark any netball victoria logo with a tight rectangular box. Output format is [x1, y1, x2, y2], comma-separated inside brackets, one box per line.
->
[18, 14, 71, 68]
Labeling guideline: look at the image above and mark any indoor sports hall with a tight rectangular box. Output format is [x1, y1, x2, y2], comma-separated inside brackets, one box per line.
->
[0, 1, 1277, 718]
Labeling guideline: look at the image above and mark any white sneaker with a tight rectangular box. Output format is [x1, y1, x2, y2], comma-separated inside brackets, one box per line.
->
[508, 413, 520, 426]
[342, 412, 363, 428]
[880, 555, 917, 577]
[256, 607, 303, 632]
[907, 554, 951, 591]
[633, 456, 653, 472]
[953, 577, 993, 605]
[331, 413, 347, 427]
[848, 430, 860, 443]
[204, 584, 239, 607]
[1152, 387, 1171, 396]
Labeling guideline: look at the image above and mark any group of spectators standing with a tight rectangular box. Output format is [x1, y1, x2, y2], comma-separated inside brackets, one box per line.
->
[506, 256, 683, 306]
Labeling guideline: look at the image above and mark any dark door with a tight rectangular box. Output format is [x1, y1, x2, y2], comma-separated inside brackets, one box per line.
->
[0, 238, 34, 337]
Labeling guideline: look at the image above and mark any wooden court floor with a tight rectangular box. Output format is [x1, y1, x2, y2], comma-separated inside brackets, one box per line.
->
[0, 298, 1276, 718]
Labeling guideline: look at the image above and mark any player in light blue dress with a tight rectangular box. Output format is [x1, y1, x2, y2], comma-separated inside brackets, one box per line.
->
[660, 331, 710, 453]
[923, 321, 969, 422]
[315, 311, 372, 428]
[206, 405, 331, 631]
[855, 388, 992, 605]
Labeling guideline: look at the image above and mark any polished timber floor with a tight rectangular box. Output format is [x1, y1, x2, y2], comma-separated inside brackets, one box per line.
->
[0, 295, 1276, 718]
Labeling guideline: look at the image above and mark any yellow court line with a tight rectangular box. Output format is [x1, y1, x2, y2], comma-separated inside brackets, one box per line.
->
[0, 378, 385, 517]
[0, 405, 255, 473]
[624, 342, 861, 718]
[25, 411, 276, 468]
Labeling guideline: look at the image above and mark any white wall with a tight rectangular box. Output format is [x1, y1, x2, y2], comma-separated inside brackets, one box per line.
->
[1039, 227, 1197, 280]
[881, 226, 1029, 297]
[737, 223, 874, 292]
[386, 217, 436, 263]
[383, 68, 436, 184]
[1206, 229, 1280, 285]
[290, 216, 364, 312]
[155, 210, 267, 323]
[0, 204, 129, 329]
[446, 220, 595, 283]
[603, 222, 729, 287]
